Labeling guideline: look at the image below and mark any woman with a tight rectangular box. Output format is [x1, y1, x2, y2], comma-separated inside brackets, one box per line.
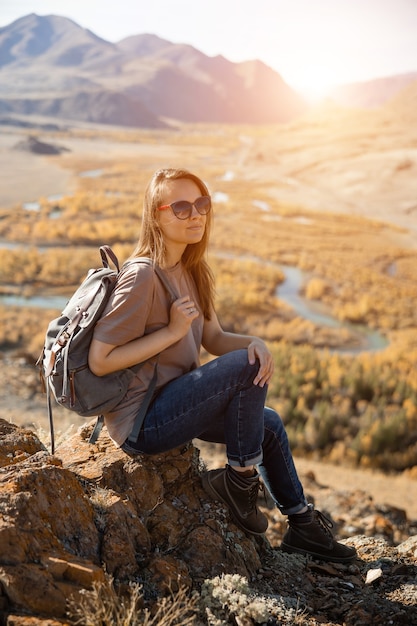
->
[89, 168, 356, 564]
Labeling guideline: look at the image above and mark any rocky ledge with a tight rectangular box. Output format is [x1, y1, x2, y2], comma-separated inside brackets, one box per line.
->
[0, 418, 416, 625]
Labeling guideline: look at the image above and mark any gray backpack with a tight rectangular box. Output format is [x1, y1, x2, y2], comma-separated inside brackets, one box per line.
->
[37, 245, 176, 453]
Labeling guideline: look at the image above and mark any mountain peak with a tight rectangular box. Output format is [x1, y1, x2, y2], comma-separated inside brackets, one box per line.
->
[0, 13, 116, 69]
[0, 12, 415, 127]
[117, 32, 173, 56]
[0, 12, 309, 126]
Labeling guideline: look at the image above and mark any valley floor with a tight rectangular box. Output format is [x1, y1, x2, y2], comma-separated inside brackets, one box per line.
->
[1, 118, 416, 527]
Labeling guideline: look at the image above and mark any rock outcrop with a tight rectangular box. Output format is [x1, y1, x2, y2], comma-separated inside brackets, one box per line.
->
[0, 418, 416, 625]
[0, 419, 262, 622]
[12, 136, 70, 155]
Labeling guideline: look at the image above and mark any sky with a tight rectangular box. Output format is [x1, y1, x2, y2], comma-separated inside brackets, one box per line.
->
[1, 0, 417, 100]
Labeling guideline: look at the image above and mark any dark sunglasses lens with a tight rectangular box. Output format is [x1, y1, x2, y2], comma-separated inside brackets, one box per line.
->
[195, 196, 211, 214]
[170, 196, 211, 219]
[171, 201, 192, 219]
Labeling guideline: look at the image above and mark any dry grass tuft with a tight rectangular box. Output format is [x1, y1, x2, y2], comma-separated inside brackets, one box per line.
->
[67, 575, 199, 626]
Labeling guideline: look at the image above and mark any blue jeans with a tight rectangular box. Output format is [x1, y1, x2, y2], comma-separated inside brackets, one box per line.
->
[122, 349, 308, 515]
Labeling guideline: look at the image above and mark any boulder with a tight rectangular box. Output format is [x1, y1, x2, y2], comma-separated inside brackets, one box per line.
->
[0, 418, 262, 621]
[2, 418, 416, 625]
[12, 136, 69, 155]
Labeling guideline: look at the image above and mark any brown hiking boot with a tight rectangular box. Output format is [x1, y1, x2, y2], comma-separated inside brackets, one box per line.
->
[202, 465, 269, 535]
[281, 506, 357, 563]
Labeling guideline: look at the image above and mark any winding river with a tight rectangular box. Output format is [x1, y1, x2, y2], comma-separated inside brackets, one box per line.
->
[277, 265, 387, 352]
[0, 164, 392, 354]
[214, 252, 388, 353]
[1, 246, 388, 354]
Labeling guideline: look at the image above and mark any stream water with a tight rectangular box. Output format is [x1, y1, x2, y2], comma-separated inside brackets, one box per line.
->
[2, 176, 387, 350]
[214, 252, 388, 353]
[277, 265, 388, 352]
[0, 292, 69, 310]
[1, 249, 388, 352]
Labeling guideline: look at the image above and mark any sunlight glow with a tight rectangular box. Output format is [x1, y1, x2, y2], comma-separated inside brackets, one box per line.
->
[288, 71, 336, 103]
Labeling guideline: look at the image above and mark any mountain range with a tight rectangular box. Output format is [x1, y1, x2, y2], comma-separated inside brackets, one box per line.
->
[0, 13, 416, 129]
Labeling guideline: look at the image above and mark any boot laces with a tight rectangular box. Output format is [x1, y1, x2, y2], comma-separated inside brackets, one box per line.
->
[313, 509, 334, 538]
[247, 480, 262, 514]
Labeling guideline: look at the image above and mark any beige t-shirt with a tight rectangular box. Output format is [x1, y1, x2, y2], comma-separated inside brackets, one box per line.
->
[92, 260, 203, 446]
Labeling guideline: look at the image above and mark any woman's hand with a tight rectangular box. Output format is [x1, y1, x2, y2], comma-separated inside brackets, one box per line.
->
[168, 295, 199, 339]
[248, 338, 274, 387]
[89, 295, 199, 376]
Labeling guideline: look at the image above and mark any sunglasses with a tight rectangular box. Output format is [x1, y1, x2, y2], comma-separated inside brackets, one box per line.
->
[157, 195, 211, 220]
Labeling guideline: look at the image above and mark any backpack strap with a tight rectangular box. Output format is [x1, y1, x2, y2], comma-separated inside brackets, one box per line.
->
[88, 414, 105, 445]
[100, 245, 120, 271]
[126, 363, 159, 444]
[122, 259, 178, 444]
[123, 257, 179, 302]
[89, 257, 178, 447]
[46, 379, 56, 455]
[154, 266, 178, 303]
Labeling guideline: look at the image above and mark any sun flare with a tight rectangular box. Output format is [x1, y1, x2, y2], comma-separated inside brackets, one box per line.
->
[285, 66, 337, 103]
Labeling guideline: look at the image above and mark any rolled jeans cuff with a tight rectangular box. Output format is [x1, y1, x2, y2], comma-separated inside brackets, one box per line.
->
[280, 499, 309, 516]
[228, 451, 263, 468]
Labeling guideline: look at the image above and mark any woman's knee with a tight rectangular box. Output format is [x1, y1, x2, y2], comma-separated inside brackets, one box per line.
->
[263, 406, 287, 444]
[231, 349, 260, 382]
[264, 406, 283, 426]
[209, 349, 259, 387]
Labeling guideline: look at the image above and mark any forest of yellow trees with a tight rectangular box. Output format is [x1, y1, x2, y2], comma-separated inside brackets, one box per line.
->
[1, 124, 416, 475]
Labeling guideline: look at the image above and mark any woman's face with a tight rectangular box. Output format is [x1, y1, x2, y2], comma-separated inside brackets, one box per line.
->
[157, 178, 207, 252]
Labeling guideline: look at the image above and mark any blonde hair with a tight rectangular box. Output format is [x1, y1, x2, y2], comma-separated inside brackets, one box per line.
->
[131, 168, 215, 318]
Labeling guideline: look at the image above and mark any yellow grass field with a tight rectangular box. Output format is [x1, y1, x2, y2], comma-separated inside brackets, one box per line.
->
[1, 104, 416, 518]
